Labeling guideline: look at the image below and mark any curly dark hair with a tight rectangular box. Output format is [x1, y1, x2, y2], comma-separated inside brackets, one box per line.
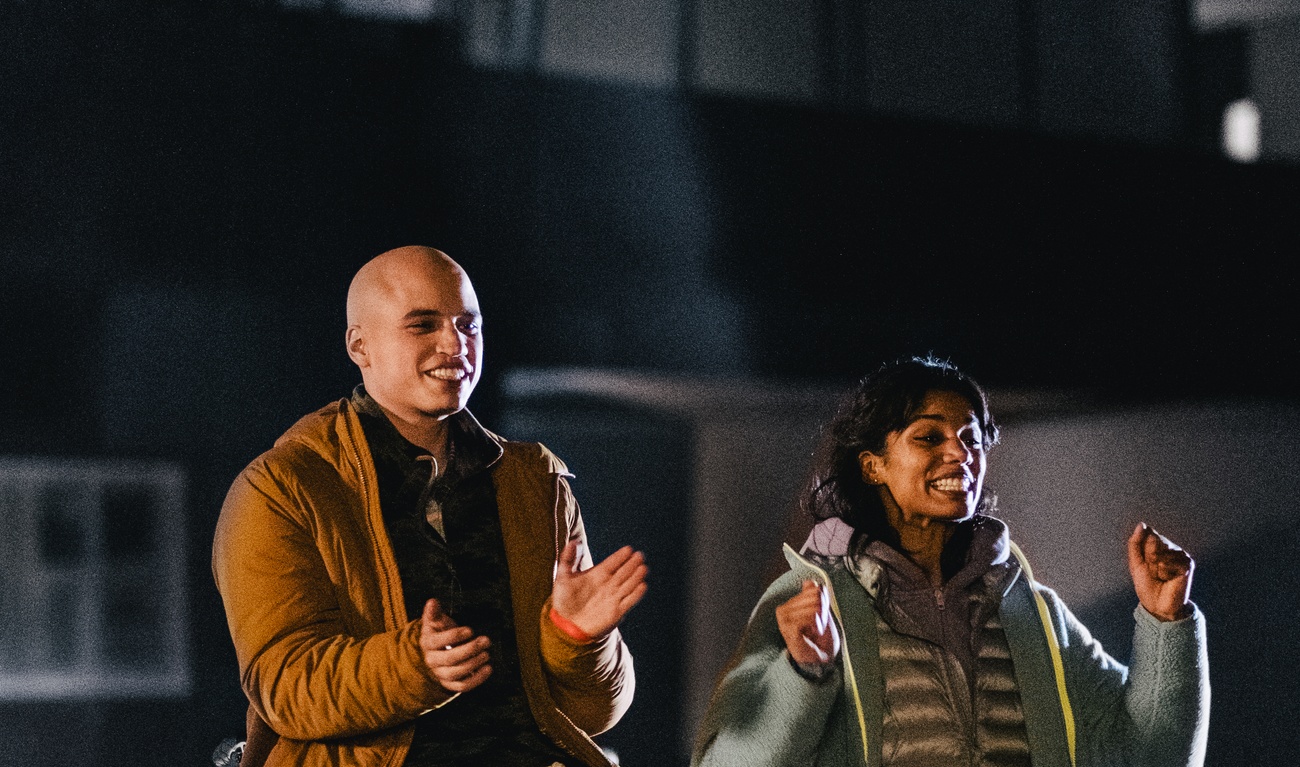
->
[803, 355, 1000, 545]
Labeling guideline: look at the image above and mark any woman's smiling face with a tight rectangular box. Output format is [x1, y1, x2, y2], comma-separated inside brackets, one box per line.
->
[859, 389, 988, 526]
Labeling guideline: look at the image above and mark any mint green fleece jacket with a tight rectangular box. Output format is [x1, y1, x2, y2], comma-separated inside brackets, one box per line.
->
[692, 546, 1209, 767]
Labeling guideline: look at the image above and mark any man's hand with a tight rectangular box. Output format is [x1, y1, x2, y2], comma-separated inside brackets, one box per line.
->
[418, 598, 492, 692]
[776, 579, 841, 667]
[551, 539, 648, 641]
[1127, 522, 1195, 622]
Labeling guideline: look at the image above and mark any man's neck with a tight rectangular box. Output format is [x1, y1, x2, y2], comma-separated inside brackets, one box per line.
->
[373, 401, 453, 463]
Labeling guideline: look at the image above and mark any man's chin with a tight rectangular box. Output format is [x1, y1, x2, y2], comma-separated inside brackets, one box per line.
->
[417, 397, 470, 420]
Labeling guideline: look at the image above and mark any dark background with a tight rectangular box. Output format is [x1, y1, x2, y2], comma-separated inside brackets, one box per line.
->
[2, 1, 1296, 764]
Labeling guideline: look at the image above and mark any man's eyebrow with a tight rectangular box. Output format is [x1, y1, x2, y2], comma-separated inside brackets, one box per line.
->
[401, 308, 481, 320]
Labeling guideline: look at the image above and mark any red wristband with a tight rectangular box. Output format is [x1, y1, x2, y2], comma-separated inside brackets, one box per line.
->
[549, 607, 595, 643]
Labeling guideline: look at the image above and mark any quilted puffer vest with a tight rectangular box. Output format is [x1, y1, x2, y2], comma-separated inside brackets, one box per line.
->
[877, 606, 1032, 767]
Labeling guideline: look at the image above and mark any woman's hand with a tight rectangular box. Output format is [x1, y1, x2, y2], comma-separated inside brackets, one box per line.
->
[1127, 522, 1195, 622]
[551, 539, 648, 641]
[776, 579, 841, 667]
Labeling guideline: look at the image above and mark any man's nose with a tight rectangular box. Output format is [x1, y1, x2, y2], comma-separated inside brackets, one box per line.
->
[436, 323, 469, 357]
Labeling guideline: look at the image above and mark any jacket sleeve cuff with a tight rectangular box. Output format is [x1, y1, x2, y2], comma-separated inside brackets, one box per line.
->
[538, 598, 621, 668]
[788, 652, 838, 684]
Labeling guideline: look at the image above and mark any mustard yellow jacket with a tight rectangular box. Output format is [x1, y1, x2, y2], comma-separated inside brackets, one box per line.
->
[212, 400, 635, 767]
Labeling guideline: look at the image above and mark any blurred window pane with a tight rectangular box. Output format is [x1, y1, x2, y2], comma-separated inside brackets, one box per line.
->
[0, 458, 189, 700]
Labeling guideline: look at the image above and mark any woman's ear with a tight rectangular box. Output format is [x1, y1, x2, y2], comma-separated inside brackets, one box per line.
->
[858, 451, 882, 485]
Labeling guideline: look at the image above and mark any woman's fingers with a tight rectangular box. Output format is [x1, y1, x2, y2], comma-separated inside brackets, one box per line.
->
[777, 580, 840, 665]
[1127, 522, 1150, 578]
[1128, 522, 1195, 621]
[1130, 523, 1194, 583]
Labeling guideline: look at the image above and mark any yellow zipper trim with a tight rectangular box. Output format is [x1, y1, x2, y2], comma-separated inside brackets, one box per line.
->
[782, 544, 871, 766]
[1008, 541, 1077, 767]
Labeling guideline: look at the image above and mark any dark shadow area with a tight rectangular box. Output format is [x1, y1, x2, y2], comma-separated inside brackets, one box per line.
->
[696, 95, 1300, 400]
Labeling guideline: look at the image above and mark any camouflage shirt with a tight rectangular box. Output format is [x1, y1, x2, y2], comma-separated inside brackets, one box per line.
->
[351, 387, 577, 767]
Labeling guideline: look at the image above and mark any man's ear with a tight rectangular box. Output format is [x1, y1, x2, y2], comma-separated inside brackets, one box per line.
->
[858, 450, 883, 485]
[345, 326, 368, 367]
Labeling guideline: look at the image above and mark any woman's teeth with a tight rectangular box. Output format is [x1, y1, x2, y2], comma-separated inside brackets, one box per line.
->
[931, 477, 968, 492]
[430, 368, 468, 381]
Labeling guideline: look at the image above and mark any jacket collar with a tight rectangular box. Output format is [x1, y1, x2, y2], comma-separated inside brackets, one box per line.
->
[801, 514, 1020, 599]
[349, 385, 504, 478]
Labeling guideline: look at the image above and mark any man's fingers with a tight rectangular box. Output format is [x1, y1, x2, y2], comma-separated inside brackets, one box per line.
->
[610, 549, 646, 580]
[428, 646, 491, 680]
[557, 538, 581, 575]
[440, 663, 493, 692]
[423, 598, 452, 628]
[612, 555, 648, 586]
[422, 625, 478, 653]
[618, 582, 648, 613]
[592, 545, 637, 576]
[614, 565, 648, 600]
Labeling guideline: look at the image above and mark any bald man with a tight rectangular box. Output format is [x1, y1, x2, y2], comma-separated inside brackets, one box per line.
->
[214, 247, 645, 767]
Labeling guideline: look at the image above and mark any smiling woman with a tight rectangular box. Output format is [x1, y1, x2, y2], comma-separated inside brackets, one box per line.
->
[691, 356, 1210, 767]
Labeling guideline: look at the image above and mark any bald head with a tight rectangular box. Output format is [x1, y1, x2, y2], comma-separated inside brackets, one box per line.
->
[347, 246, 468, 329]
[344, 246, 483, 433]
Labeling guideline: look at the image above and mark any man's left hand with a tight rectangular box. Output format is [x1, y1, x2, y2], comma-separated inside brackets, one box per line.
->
[551, 539, 648, 641]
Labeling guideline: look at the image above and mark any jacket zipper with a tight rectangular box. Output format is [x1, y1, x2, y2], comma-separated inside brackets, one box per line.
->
[342, 409, 402, 630]
[342, 408, 409, 767]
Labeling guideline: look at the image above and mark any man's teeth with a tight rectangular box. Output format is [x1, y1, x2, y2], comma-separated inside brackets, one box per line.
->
[931, 477, 969, 492]
[429, 368, 468, 381]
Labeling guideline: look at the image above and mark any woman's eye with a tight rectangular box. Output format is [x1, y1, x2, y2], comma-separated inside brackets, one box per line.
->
[916, 434, 942, 445]
[458, 321, 480, 335]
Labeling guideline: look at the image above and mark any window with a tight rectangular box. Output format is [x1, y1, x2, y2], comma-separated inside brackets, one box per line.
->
[0, 457, 189, 699]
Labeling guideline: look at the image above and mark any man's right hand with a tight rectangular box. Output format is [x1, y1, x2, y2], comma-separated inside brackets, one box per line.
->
[418, 598, 492, 693]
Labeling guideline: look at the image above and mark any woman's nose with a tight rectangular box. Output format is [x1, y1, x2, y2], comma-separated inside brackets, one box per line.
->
[944, 436, 973, 463]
